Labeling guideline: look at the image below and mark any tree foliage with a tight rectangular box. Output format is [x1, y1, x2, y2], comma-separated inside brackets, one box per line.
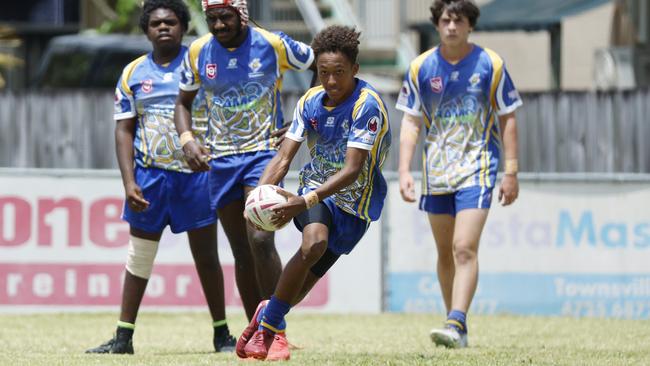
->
[98, 0, 205, 34]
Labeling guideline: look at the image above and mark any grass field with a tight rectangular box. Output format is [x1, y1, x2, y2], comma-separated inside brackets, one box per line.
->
[1, 312, 648, 365]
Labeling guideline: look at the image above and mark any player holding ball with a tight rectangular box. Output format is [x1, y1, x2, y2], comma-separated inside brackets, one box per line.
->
[237, 25, 392, 361]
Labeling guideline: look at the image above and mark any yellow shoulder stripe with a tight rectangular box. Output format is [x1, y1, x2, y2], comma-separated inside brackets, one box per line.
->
[483, 47, 504, 110]
[356, 88, 389, 219]
[189, 33, 213, 80]
[353, 88, 388, 122]
[409, 48, 437, 92]
[120, 54, 148, 95]
[299, 85, 324, 111]
[254, 27, 288, 72]
[480, 47, 504, 188]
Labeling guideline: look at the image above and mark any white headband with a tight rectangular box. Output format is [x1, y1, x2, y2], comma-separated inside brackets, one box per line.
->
[201, 0, 249, 26]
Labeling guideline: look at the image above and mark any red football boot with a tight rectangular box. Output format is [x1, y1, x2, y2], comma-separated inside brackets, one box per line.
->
[266, 332, 290, 361]
[243, 329, 274, 360]
[236, 300, 268, 359]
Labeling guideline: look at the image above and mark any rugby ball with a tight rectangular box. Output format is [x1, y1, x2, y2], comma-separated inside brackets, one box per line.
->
[245, 185, 288, 231]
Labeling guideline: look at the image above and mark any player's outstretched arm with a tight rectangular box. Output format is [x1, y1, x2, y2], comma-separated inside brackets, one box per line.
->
[498, 112, 519, 206]
[115, 117, 149, 212]
[174, 89, 209, 171]
[398, 113, 422, 202]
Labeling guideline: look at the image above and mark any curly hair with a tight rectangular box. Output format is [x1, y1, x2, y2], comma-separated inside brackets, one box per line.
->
[430, 0, 480, 28]
[139, 0, 191, 34]
[311, 25, 361, 64]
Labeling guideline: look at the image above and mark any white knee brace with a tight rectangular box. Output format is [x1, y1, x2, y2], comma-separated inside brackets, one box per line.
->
[125, 236, 159, 279]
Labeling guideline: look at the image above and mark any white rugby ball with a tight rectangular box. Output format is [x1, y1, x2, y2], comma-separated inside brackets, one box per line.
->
[245, 185, 288, 231]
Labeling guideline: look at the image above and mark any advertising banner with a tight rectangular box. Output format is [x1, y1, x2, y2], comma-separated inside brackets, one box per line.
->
[386, 178, 650, 319]
[0, 170, 381, 313]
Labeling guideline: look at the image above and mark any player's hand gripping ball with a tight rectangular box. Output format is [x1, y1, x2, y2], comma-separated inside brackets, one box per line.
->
[245, 185, 289, 231]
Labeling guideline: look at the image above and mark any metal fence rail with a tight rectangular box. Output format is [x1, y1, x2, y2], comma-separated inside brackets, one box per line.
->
[1, 89, 649, 173]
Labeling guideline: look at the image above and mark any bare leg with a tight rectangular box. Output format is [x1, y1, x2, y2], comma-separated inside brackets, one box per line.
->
[273, 223, 328, 304]
[291, 272, 320, 306]
[218, 199, 261, 320]
[243, 185, 283, 299]
[187, 223, 226, 322]
[450, 209, 489, 312]
[427, 214, 456, 314]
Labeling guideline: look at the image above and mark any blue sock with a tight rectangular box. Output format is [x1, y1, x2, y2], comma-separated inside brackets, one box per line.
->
[446, 309, 467, 334]
[256, 303, 286, 330]
[259, 296, 291, 334]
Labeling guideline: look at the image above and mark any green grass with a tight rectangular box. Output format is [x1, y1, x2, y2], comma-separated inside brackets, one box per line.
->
[0, 312, 648, 365]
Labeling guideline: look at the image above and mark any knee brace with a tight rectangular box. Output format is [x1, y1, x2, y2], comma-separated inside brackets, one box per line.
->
[125, 236, 159, 279]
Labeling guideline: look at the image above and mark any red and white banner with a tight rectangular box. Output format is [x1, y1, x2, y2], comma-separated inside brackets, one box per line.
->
[0, 170, 381, 313]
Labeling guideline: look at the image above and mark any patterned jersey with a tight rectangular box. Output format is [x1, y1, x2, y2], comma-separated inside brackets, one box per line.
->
[286, 79, 391, 222]
[396, 45, 523, 194]
[180, 28, 314, 158]
[114, 46, 207, 173]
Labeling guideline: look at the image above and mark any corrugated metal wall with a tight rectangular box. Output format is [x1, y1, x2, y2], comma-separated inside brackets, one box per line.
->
[1, 90, 649, 173]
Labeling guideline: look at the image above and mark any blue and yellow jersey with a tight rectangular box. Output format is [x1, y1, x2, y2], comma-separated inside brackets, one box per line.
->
[114, 46, 207, 173]
[286, 79, 391, 222]
[396, 45, 523, 194]
[180, 28, 314, 158]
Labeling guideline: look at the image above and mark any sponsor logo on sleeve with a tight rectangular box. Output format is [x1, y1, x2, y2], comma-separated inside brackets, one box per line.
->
[206, 64, 217, 79]
[367, 116, 379, 134]
[397, 80, 410, 106]
[430, 76, 443, 93]
[309, 117, 318, 130]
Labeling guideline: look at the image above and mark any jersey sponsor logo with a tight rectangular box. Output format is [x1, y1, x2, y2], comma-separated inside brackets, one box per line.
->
[325, 116, 335, 127]
[162, 72, 174, 83]
[248, 58, 263, 78]
[450, 71, 459, 82]
[141, 79, 153, 93]
[206, 64, 217, 79]
[367, 116, 379, 134]
[227, 58, 238, 69]
[467, 72, 481, 92]
[430, 77, 443, 93]
[309, 117, 318, 130]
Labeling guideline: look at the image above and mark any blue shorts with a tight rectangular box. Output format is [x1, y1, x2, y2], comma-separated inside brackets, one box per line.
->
[294, 191, 370, 256]
[419, 186, 493, 216]
[208, 150, 276, 211]
[122, 165, 217, 234]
